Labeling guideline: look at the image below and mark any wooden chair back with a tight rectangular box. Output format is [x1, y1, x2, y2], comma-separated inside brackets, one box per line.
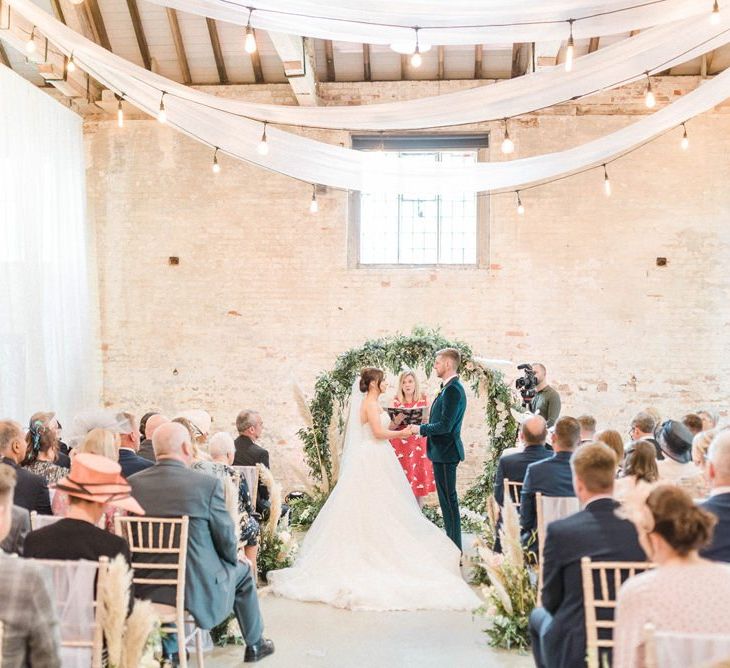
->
[643, 622, 730, 668]
[581, 558, 655, 668]
[503, 478, 523, 510]
[29, 511, 62, 531]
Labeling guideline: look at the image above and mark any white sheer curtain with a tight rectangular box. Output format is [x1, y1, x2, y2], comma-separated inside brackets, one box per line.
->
[0, 66, 99, 426]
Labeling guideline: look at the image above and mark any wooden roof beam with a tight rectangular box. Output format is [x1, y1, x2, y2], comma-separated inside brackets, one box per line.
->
[268, 32, 319, 106]
[166, 8, 192, 84]
[84, 0, 111, 51]
[511, 42, 531, 77]
[437, 45, 445, 80]
[363, 43, 371, 81]
[206, 18, 228, 84]
[126, 0, 151, 70]
[474, 44, 483, 79]
[588, 36, 600, 53]
[0, 41, 11, 68]
[324, 39, 335, 81]
[249, 29, 264, 83]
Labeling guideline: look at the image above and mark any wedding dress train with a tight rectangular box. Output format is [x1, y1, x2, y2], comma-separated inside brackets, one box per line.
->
[267, 386, 481, 611]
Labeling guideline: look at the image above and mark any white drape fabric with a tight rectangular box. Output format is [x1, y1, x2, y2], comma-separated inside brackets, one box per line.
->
[10, 0, 730, 131]
[339, 380, 364, 476]
[0, 65, 99, 426]
[147, 0, 709, 45]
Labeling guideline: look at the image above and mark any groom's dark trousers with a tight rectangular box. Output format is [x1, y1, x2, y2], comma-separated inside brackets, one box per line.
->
[420, 376, 467, 551]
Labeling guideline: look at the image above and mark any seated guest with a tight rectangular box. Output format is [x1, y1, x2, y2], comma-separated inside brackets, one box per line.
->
[25, 453, 140, 567]
[0, 420, 52, 514]
[700, 431, 730, 562]
[628, 411, 663, 461]
[577, 415, 597, 445]
[0, 505, 31, 555]
[596, 429, 624, 475]
[494, 415, 551, 506]
[117, 412, 153, 477]
[520, 416, 580, 543]
[697, 408, 719, 432]
[23, 415, 67, 487]
[655, 420, 705, 497]
[529, 443, 645, 668]
[178, 409, 212, 450]
[27, 412, 70, 468]
[682, 413, 704, 437]
[128, 423, 274, 663]
[138, 412, 157, 444]
[234, 410, 271, 516]
[173, 416, 211, 462]
[614, 486, 730, 668]
[614, 441, 658, 502]
[692, 428, 718, 470]
[0, 466, 61, 668]
[137, 414, 169, 462]
[194, 432, 260, 573]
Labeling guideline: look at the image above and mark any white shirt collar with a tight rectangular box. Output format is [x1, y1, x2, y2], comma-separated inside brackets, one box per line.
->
[710, 485, 730, 497]
[441, 373, 458, 386]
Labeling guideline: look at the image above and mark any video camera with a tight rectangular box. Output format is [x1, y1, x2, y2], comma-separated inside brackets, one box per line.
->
[515, 363, 538, 406]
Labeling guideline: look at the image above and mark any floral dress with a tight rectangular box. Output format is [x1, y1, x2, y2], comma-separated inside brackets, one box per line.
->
[389, 397, 436, 498]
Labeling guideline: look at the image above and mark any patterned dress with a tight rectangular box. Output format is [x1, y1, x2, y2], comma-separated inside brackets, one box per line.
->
[389, 397, 436, 498]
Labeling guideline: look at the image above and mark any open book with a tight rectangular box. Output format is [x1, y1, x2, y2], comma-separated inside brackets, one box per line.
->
[385, 406, 425, 426]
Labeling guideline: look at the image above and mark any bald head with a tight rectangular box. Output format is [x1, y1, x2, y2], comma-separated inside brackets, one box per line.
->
[707, 430, 730, 486]
[521, 415, 548, 446]
[152, 422, 192, 462]
[145, 414, 170, 439]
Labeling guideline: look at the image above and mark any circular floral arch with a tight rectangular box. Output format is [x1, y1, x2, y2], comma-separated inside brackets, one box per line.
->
[297, 327, 519, 513]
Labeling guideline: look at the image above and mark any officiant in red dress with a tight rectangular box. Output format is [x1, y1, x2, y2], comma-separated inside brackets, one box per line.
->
[389, 371, 436, 507]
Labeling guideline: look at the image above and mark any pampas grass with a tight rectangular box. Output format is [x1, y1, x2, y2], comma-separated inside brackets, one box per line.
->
[327, 409, 343, 488]
[257, 463, 282, 536]
[501, 496, 523, 571]
[121, 599, 159, 668]
[293, 381, 327, 487]
[99, 554, 131, 667]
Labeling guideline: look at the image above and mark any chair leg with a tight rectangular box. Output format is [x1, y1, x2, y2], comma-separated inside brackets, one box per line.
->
[195, 628, 205, 666]
[177, 618, 188, 668]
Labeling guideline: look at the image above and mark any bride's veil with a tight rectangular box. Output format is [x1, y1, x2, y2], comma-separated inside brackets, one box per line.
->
[339, 378, 364, 476]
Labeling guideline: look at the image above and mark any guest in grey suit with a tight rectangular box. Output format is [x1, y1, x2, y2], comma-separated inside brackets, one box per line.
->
[0, 505, 30, 555]
[128, 422, 274, 663]
[0, 464, 61, 668]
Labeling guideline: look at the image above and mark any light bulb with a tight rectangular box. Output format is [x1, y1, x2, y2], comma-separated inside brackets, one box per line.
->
[117, 99, 124, 128]
[25, 38, 36, 54]
[603, 166, 612, 197]
[711, 0, 721, 23]
[517, 202, 525, 215]
[411, 50, 422, 68]
[158, 96, 167, 124]
[244, 26, 257, 54]
[257, 124, 269, 156]
[309, 187, 319, 213]
[565, 23, 575, 73]
[681, 125, 689, 150]
[645, 78, 656, 108]
[69, 0, 84, 5]
[67, 55, 76, 73]
[501, 135, 514, 155]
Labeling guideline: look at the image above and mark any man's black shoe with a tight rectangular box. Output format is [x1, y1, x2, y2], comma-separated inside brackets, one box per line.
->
[244, 638, 275, 663]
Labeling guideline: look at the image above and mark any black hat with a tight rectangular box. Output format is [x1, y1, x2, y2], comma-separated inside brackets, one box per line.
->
[655, 420, 693, 464]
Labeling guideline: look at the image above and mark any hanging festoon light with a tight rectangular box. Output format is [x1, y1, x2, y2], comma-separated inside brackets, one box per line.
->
[501, 119, 515, 155]
[117, 97, 124, 128]
[66, 53, 76, 73]
[25, 27, 36, 54]
[681, 122, 689, 150]
[603, 164, 612, 196]
[565, 20, 575, 72]
[244, 8, 257, 54]
[257, 122, 270, 156]
[411, 28, 422, 68]
[711, 0, 721, 24]
[157, 92, 167, 123]
[645, 74, 656, 108]
[516, 191, 525, 216]
[212, 147, 221, 173]
[309, 184, 319, 213]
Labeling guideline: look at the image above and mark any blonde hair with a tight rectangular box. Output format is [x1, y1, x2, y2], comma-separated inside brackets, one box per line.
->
[692, 429, 718, 468]
[173, 417, 210, 461]
[396, 370, 421, 405]
[571, 442, 617, 493]
[77, 428, 117, 460]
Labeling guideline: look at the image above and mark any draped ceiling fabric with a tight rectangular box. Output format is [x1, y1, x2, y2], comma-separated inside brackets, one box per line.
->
[6, 0, 730, 194]
[147, 0, 709, 45]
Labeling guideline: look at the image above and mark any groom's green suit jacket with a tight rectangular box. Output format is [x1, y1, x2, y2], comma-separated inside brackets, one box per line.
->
[420, 377, 466, 464]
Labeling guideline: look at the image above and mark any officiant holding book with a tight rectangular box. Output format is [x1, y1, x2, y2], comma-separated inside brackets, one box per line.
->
[389, 370, 435, 508]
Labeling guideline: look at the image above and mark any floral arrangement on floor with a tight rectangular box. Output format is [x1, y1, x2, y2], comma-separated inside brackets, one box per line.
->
[288, 490, 329, 530]
[421, 504, 490, 536]
[293, 327, 521, 525]
[474, 497, 536, 652]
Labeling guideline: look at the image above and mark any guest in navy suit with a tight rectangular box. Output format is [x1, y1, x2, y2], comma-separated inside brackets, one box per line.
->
[529, 443, 646, 668]
[116, 412, 153, 478]
[700, 430, 730, 562]
[520, 416, 580, 542]
[494, 415, 551, 506]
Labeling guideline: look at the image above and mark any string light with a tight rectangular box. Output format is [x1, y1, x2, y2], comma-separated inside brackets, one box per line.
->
[603, 164, 612, 196]
[565, 20, 575, 72]
[212, 147, 221, 173]
[711, 0, 721, 24]
[244, 8, 257, 54]
[681, 122, 689, 150]
[501, 119, 515, 155]
[157, 93, 167, 123]
[309, 184, 319, 213]
[25, 27, 36, 54]
[117, 97, 124, 128]
[257, 122, 269, 156]
[645, 74, 656, 108]
[68, 0, 85, 5]
[411, 28, 422, 68]
[66, 53, 76, 73]
[516, 191, 525, 215]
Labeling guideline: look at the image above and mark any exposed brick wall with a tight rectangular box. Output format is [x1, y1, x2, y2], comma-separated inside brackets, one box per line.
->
[85, 77, 730, 493]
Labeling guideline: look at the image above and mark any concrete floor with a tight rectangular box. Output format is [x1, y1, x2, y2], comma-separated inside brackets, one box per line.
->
[205, 595, 533, 668]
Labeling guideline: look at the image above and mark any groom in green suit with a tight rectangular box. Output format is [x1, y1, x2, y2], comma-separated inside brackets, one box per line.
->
[410, 348, 467, 551]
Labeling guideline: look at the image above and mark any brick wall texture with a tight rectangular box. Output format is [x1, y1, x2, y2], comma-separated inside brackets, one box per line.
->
[84, 77, 730, 493]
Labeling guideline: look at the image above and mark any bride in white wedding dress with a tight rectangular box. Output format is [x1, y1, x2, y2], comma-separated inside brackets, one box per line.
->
[267, 368, 481, 611]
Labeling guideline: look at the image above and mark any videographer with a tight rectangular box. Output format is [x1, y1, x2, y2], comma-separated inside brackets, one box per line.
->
[530, 363, 561, 427]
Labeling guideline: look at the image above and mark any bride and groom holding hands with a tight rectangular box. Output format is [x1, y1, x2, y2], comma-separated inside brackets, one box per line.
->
[268, 348, 479, 611]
